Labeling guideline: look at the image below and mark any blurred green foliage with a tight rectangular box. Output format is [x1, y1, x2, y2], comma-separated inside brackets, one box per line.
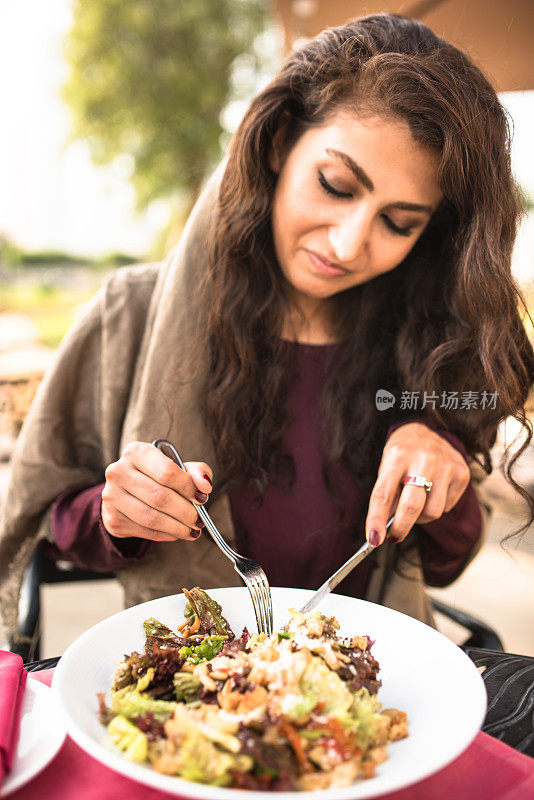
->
[62, 0, 267, 213]
[0, 235, 138, 270]
[0, 235, 24, 266]
[0, 284, 100, 347]
[521, 189, 534, 212]
[95, 251, 141, 268]
[16, 250, 91, 267]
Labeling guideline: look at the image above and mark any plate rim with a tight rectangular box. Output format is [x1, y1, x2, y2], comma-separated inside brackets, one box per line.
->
[53, 587, 487, 800]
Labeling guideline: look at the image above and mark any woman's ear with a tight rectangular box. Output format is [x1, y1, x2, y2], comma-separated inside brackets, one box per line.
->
[268, 113, 292, 174]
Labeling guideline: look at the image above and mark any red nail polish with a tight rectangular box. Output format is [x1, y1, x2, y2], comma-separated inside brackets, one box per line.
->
[389, 536, 402, 545]
[194, 491, 208, 503]
[369, 529, 380, 547]
[195, 515, 205, 529]
[190, 529, 201, 539]
[202, 473, 212, 487]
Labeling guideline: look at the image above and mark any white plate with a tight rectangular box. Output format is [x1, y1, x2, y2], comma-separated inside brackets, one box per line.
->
[53, 587, 486, 799]
[3, 677, 66, 796]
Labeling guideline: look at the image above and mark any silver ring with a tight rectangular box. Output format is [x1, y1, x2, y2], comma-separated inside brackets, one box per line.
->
[403, 475, 433, 493]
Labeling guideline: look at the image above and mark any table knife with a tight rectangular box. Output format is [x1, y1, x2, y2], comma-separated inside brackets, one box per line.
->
[297, 515, 395, 615]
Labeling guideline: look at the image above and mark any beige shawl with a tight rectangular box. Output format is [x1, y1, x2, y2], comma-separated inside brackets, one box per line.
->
[0, 166, 492, 642]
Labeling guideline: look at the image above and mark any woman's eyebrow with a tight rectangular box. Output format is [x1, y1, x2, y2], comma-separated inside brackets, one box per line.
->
[390, 201, 433, 214]
[325, 148, 434, 214]
[326, 148, 375, 191]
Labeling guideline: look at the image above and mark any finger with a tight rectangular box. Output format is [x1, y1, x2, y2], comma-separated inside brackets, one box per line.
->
[183, 461, 213, 502]
[103, 484, 202, 540]
[122, 442, 200, 503]
[417, 477, 448, 523]
[388, 484, 428, 542]
[106, 463, 202, 528]
[443, 463, 471, 512]
[102, 505, 198, 543]
[366, 469, 404, 546]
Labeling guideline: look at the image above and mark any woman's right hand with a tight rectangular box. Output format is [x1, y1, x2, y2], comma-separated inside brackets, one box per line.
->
[101, 441, 213, 542]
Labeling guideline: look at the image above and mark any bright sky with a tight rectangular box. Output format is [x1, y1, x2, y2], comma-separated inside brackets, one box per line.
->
[0, 0, 533, 280]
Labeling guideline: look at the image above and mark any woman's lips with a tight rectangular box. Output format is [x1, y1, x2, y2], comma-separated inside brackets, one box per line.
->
[306, 250, 349, 277]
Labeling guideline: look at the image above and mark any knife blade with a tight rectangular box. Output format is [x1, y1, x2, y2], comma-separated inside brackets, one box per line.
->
[297, 515, 395, 615]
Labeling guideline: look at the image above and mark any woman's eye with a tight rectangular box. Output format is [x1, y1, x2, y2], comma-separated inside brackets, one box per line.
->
[382, 215, 413, 237]
[318, 171, 352, 199]
[319, 170, 415, 237]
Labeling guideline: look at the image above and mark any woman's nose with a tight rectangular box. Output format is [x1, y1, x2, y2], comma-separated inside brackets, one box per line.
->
[328, 207, 371, 264]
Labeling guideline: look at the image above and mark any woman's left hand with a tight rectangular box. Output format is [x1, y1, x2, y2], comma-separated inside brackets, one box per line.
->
[365, 422, 471, 546]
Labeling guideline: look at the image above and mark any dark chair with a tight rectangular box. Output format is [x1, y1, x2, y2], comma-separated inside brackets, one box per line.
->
[11, 540, 116, 662]
[431, 597, 505, 651]
[11, 542, 504, 661]
[463, 647, 534, 756]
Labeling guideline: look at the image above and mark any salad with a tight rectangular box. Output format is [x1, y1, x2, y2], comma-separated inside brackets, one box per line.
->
[98, 588, 408, 791]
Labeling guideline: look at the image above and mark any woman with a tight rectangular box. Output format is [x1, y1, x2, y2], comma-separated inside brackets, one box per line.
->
[1, 14, 533, 643]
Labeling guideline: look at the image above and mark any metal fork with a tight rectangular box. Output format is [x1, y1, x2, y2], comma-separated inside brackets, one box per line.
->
[152, 439, 274, 635]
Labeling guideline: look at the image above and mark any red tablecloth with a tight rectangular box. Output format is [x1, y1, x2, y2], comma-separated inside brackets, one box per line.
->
[7, 668, 534, 800]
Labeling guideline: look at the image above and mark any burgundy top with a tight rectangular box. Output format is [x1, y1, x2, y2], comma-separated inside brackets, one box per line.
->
[51, 342, 483, 594]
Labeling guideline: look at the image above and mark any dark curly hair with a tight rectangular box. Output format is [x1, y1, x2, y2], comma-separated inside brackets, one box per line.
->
[199, 13, 534, 538]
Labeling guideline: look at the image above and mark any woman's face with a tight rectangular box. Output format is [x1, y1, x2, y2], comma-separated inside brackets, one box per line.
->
[270, 111, 443, 323]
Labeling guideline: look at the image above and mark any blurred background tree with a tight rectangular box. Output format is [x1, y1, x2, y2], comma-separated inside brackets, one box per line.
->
[62, 0, 269, 236]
